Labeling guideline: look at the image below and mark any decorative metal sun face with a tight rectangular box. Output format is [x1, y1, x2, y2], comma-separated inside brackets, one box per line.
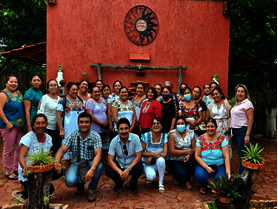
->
[124, 5, 159, 45]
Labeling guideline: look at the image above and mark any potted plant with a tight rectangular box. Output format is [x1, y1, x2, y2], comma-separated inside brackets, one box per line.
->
[208, 174, 241, 205]
[242, 143, 265, 170]
[27, 149, 55, 173]
[81, 71, 88, 80]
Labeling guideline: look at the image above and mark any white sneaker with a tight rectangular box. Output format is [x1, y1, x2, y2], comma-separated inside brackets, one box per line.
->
[12, 190, 28, 203]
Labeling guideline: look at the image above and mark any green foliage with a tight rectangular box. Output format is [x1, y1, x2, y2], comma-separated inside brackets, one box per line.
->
[208, 174, 241, 203]
[242, 143, 264, 164]
[206, 201, 217, 209]
[22, 170, 32, 178]
[229, 0, 277, 95]
[26, 149, 56, 167]
[43, 193, 55, 203]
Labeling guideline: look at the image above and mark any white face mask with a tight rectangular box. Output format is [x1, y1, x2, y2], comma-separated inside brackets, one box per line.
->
[184, 94, 191, 101]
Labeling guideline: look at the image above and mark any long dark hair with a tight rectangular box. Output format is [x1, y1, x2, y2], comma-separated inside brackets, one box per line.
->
[212, 87, 226, 100]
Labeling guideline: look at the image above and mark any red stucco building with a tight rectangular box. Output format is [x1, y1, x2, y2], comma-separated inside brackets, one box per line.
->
[47, 0, 230, 94]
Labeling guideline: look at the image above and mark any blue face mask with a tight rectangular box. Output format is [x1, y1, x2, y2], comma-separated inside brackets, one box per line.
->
[162, 93, 170, 100]
[184, 94, 191, 101]
[177, 125, 186, 133]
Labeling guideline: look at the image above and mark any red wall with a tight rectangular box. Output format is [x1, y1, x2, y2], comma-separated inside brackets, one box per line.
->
[47, 0, 230, 94]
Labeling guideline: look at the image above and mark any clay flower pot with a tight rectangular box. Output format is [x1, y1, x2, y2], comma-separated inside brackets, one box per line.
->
[28, 162, 54, 173]
[218, 197, 232, 204]
[242, 159, 265, 170]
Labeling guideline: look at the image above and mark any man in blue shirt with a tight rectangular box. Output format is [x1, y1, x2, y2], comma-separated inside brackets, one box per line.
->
[106, 118, 143, 194]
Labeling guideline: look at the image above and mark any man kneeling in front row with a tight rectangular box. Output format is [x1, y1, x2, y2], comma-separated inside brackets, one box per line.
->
[106, 118, 143, 194]
[54, 112, 103, 202]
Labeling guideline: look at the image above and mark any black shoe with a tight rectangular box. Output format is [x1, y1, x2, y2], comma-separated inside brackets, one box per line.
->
[113, 182, 123, 192]
[76, 183, 85, 195]
[13, 171, 18, 176]
[129, 180, 138, 194]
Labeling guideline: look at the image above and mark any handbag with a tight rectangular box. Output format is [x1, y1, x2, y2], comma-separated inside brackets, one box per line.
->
[77, 136, 89, 184]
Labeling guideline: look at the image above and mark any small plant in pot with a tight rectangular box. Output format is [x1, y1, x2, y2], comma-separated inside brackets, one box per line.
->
[26, 149, 56, 173]
[242, 143, 265, 170]
[208, 174, 241, 204]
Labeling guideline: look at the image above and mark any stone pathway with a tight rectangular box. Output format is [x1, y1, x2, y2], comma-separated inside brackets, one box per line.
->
[0, 138, 276, 208]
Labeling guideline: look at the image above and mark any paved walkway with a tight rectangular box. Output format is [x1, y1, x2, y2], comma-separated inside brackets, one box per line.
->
[0, 138, 276, 208]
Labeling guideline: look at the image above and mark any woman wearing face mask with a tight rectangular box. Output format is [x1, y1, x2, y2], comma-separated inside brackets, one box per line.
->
[139, 87, 162, 134]
[160, 86, 176, 133]
[38, 79, 61, 155]
[107, 80, 122, 137]
[132, 82, 147, 136]
[112, 87, 136, 132]
[24, 74, 43, 132]
[57, 82, 85, 169]
[179, 87, 202, 130]
[141, 117, 168, 193]
[178, 83, 188, 103]
[203, 82, 219, 106]
[168, 116, 196, 189]
[155, 84, 163, 102]
[202, 83, 210, 100]
[78, 80, 90, 104]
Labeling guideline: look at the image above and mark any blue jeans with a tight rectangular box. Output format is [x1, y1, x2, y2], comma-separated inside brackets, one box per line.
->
[169, 155, 196, 181]
[232, 127, 253, 174]
[195, 164, 226, 188]
[105, 161, 143, 186]
[65, 161, 103, 190]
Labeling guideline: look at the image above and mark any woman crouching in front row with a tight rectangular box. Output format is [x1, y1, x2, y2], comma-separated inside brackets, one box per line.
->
[195, 118, 230, 194]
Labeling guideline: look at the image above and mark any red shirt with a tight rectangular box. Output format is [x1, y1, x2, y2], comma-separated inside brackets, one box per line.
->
[138, 100, 162, 128]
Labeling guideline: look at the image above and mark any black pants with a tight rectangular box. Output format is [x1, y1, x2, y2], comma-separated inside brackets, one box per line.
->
[45, 129, 62, 156]
[105, 161, 143, 186]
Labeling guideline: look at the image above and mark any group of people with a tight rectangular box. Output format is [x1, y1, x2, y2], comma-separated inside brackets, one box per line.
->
[0, 74, 254, 203]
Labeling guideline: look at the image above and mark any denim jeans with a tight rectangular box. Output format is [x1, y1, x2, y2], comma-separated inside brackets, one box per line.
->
[105, 161, 143, 186]
[169, 155, 197, 181]
[232, 127, 253, 174]
[65, 161, 103, 190]
[195, 163, 226, 188]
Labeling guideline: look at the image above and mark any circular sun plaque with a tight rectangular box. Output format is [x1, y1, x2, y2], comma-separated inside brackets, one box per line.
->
[124, 5, 159, 45]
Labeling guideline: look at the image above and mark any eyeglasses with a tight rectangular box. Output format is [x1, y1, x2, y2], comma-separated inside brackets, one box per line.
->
[123, 145, 128, 156]
[153, 122, 161, 126]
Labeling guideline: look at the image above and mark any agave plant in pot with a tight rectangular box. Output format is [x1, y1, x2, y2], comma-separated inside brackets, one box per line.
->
[27, 149, 55, 173]
[208, 174, 241, 207]
[242, 143, 265, 170]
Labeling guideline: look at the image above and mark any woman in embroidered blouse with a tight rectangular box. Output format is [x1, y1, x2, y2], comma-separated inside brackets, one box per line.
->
[155, 84, 163, 102]
[95, 80, 104, 97]
[57, 82, 85, 168]
[195, 118, 230, 194]
[139, 87, 162, 134]
[86, 86, 109, 164]
[203, 82, 219, 106]
[77, 80, 91, 104]
[0, 76, 25, 180]
[17, 114, 62, 202]
[112, 86, 136, 132]
[38, 79, 61, 155]
[206, 87, 232, 158]
[230, 84, 254, 174]
[24, 74, 43, 132]
[107, 80, 122, 136]
[141, 117, 168, 193]
[132, 82, 146, 136]
[168, 116, 196, 190]
[179, 87, 202, 130]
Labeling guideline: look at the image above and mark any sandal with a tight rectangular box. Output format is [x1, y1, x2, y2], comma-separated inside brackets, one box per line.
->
[6, 173, 18, 180]
[200, 187, 206, 194]
[172, 177, 178, 185]
[185, 181, 192, 190]
[159, 184, 165, 193]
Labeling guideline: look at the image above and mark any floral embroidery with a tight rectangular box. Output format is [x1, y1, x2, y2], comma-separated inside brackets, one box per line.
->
[199, 134, 225, 151]
[9, 118, 25, 127]
[132, 96, 147, 108]
[180, 103, 200, 118]
[3, 90, 24, 103]
[58, 98, 85, 113]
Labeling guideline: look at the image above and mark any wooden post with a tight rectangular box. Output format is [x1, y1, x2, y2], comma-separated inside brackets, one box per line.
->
[178, 66, 182, 94]
[96, 63, 102, 80]
[28, 171, 51, 209]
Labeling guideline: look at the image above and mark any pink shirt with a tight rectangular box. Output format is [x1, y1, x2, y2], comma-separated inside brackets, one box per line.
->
[230, 98, 254, 128]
